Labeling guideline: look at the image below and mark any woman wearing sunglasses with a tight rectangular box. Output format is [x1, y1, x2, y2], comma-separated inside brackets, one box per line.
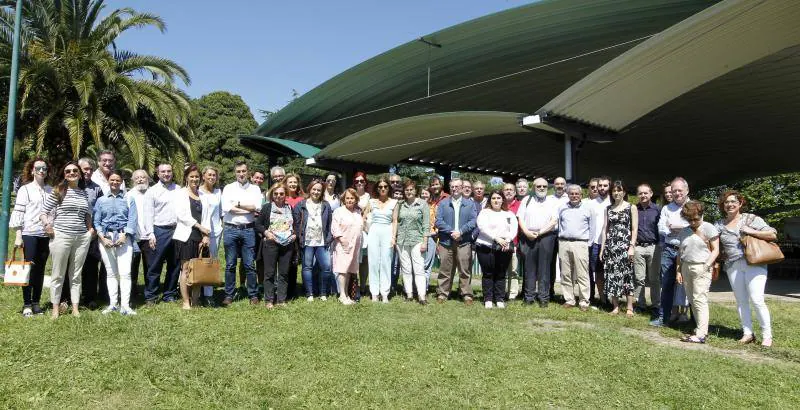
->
[40, 161, 94, 319]
[363, 177, 398, 302]
[9, 158, 53, 317]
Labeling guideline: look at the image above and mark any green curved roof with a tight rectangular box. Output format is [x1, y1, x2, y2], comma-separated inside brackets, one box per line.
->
[254, 0, 715, 150]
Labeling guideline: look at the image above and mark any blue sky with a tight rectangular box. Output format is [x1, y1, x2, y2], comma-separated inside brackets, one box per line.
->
[109, 0, 535, 120]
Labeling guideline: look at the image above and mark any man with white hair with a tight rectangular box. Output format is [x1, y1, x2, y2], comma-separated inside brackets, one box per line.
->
[517, 178, 558, 307]
[558, 184, 593, 310]
[651, 177, 691, 327]
[126, 169, 151, 299]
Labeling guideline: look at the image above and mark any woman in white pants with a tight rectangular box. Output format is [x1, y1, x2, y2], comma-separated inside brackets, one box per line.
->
[93, 172, 138, 315]
[392, 180, 430, 304]
[199, 166, 223, 303]
[41, 161, 94, 319]
[715, 190, 777, 347]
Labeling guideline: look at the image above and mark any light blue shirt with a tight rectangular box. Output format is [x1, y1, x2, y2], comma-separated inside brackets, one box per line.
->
[94, 191, 138, 236]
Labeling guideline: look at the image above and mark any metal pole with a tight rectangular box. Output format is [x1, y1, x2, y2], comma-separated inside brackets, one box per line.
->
[564, 134, 573, 183]
[1, 0, 25, 272]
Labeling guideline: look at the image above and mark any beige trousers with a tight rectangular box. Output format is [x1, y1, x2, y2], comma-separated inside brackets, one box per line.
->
[437, 242, 473, 298]
[633, 244, 661, 307]
[558, 240, 590, 306]
[49, 230, 92, 305]
[682, 262, 712, 338]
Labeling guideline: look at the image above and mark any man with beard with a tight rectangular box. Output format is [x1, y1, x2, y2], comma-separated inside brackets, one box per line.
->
[517, 178, 558, 307]
[142, 163, 181, 305]
[126, 169, 151, 300]
[548, 176, 568, 301]
[589, 176, 611, 306]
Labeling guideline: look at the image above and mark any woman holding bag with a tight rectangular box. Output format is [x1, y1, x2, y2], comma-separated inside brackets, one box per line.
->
[174, 165, 211, 310]
[199, 166, 223, 305]
[714, 190, 777, 347]
[9, 158, 53, 316]
[475, 190, 518, 309]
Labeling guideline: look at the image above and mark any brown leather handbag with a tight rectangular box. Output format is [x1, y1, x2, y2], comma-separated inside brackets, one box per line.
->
[187, 243, 222, 286]
[741, 215, 784, 265]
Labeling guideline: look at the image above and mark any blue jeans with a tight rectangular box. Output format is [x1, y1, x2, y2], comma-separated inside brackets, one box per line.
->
[423, 236, 437, 285]
[301, 246, 334, 297]
[144, 225, 180, 302]
[223, 226, 257, 299]
[588, 243, 603, 301]
[658, 245, 679, 321]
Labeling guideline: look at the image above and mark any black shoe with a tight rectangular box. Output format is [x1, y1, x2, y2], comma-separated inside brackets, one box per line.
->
[31, 303, 44, 315]
[85, 300, 99, 310]
[162, 296, 178, 303]
[145, 300, 157, 308]
[523, 300, 535, 306]
[538, 301, 549, 308]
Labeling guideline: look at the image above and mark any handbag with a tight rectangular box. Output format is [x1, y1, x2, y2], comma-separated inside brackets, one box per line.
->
[741, 215, 784, 265]
[186, 243, 222, 286]
[694, 228, 721, 281]
[4, 246, 31, 286]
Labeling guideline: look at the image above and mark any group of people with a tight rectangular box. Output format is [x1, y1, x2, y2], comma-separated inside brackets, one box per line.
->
[8, 153, 778, 346]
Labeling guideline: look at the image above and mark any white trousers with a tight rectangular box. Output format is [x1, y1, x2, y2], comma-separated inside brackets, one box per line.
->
[203, 235, 222, 297]
[49, 231, 92, 305]
[99, 238, 133, 309]
[727, 258, 772, 339]
[398, 243, 426, 299]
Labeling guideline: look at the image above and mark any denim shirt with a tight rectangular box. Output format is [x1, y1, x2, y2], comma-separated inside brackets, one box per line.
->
[94, 191, 138, 236]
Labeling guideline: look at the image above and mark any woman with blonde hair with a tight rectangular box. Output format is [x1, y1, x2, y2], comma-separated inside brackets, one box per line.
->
[331, 188, 363, 304]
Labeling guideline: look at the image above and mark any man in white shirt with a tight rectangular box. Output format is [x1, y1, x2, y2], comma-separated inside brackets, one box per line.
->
[126, 169, 150, 300]
[651, 177, 691, 327]
[517, 178, 558, 307]
[142, 163, 180, 305]
[589, 176, 611, 305]
[221, 161, 263, 306]
[91, 149, 126, 195]
[548, 177, 569, 205]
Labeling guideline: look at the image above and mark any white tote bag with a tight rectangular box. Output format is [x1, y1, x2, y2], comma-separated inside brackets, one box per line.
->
[3, 247, 31, 286]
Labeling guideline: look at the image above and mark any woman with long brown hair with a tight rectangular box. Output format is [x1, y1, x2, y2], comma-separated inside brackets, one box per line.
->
[284, 173, 305, 208]
[174, 164, 211, 310]
[41, 161, 94, 319]
[364, 176, 397, 302]
[10, 158, 53, 316]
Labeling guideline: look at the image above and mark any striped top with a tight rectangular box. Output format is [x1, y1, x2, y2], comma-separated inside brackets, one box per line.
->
[42, 188, 91, 236]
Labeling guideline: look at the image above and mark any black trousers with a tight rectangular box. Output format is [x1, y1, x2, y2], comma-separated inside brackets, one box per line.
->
[476, 245, 512, 303]
[262, 240, 294, 303]
[521, 233, 557, 303]
[80, 238, 108, 304]
[130, 240, 150, 300]
[21, 235, 49, 306]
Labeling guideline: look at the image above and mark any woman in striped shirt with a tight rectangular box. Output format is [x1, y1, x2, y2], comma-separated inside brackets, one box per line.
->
[41, 161, 94, 319]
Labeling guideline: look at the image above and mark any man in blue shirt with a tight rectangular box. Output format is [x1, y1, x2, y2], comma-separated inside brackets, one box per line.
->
[435, 178, 477, 305]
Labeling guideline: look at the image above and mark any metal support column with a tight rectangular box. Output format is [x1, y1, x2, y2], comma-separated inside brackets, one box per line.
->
[1, 0, 25, 273]
[564, 134, 575, 183]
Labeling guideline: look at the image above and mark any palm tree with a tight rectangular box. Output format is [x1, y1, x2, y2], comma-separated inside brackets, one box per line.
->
[0, 0, 193, 173]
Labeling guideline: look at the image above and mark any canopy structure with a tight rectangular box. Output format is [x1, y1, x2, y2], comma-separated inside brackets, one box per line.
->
[240, 135, 320, 159]
[247, 0, 800, 187]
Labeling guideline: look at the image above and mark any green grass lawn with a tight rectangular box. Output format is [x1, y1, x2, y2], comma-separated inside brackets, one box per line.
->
[1, 277, 799, 408]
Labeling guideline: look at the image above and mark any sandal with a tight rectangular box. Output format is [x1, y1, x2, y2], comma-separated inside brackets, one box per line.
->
[680, 335, 706, 344]
[609, 308, 619, 315]
[625, 309, 634, 318]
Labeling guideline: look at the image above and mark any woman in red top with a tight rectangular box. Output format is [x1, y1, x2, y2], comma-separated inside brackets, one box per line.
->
[284, 173, 305, 208]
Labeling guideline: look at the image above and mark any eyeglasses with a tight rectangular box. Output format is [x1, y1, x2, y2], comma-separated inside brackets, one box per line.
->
[535, 185, 547, 188]
[34, 165, 48, 172]
[64, 168, 80, 174]
[273, 192, 286, 197]
[390, 180, 401, 184]
[377, 185, 389, 190]
[355, 179, 366, 184]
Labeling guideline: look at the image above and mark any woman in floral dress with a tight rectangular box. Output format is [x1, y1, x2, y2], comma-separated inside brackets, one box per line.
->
[600, 181, 639, 316]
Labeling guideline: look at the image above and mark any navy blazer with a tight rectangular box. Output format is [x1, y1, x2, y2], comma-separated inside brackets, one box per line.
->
[435, 196, 477, 246]
[293, 199, 333, 247]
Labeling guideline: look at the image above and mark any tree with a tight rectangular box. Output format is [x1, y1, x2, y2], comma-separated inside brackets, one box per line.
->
[0, 0, 193, 173]
[191, 91, 263, 184]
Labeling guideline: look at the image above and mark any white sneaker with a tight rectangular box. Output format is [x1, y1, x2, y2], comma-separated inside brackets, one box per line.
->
[102, 305, 118, 315]
[307, 296, 314, 302]
[485, 301, 493, 309]
[320, 296, 327, 301]
[22, 307, 33, 318]
[120, 307, 137, 316]
[496, 302, 506, 309]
